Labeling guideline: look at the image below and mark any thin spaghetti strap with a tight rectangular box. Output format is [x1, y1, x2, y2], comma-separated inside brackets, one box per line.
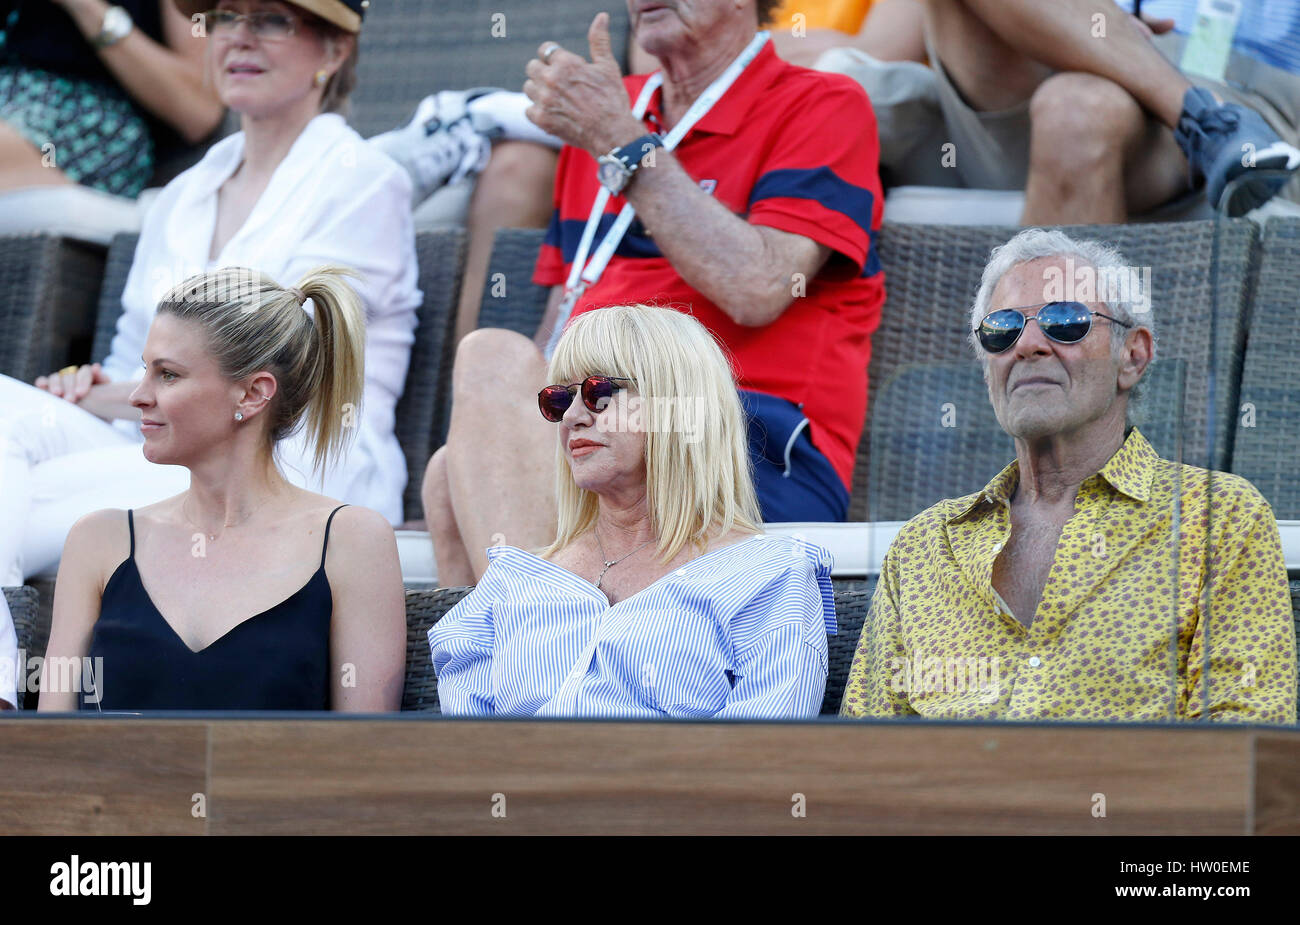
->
[127, 509, 135, 558]
[320, 504, 349, 569]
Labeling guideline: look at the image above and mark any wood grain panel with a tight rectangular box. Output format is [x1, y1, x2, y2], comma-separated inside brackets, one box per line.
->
[0, 721, 208, 835]
[207, 720, 1254, 835]
[1254, 732, 1300, 835]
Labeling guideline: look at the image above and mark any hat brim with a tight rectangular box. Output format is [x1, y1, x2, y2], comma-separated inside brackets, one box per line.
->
[176, 0, 361, 34]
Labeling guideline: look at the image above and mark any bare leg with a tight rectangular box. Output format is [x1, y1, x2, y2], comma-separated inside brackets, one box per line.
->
[454, 142, 557, 343]
[440, 329, 557, 580]
[925, 0, 1054, 111]
[772, 0, 927, 67]
[0, 122, 72, 192]
[1023, 72, 1190, 223]
[856, 0, 928, 63]
[935, 0, 1189, 126]
[421, 446, 476, 588]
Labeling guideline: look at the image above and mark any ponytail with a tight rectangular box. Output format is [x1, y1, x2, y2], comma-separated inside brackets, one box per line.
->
[294, 267, 366, 476]
[156, 264, 367, 477]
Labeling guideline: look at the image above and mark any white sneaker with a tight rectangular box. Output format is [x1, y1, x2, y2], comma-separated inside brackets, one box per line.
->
[370, 88, 504, 204]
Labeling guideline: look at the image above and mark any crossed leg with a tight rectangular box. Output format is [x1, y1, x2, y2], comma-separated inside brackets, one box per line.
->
[421, 329, 557, 587]
[925, 0, 1194, 223]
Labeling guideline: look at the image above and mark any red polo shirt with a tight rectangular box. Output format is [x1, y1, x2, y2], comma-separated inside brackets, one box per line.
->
[534, 41, 885, 491]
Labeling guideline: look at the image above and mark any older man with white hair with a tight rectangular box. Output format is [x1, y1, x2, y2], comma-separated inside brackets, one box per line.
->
[841, 227, 1295, 723]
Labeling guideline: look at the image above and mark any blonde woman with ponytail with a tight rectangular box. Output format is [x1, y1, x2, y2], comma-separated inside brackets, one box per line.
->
[0, 0, 420, 591]
[40, 266, 405, 712]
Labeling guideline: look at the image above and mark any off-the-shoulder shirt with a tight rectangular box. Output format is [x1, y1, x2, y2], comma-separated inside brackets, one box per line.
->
[428, 535, 837, 719]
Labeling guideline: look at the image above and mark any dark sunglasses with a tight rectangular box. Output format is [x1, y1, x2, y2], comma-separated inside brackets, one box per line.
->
[975, 301, 1133, 354]
[537, 375, 635, 422]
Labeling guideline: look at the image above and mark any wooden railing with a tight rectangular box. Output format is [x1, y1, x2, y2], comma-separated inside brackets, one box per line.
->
[1, 718, 1297, 835]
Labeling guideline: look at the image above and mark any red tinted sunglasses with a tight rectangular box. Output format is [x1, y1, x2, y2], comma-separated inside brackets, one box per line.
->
[537, 375, 635, 423]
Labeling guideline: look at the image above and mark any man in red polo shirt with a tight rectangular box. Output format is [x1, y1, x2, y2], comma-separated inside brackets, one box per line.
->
[422, 0, 885, 586]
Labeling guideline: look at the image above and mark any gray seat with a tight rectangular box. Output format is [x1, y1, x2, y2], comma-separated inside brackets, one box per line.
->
[476, 227, 550, 337]
[1231, 216, 1300, 519]
[350, 0, 632, 139]
[0, 235, 106, 383]
[4, 586, 40, 709]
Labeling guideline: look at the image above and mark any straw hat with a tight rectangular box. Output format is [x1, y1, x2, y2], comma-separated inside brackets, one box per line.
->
[174, 0, 368, 34]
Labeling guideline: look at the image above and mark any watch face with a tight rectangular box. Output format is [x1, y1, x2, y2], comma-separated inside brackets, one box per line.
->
[598, 158, 629, 193]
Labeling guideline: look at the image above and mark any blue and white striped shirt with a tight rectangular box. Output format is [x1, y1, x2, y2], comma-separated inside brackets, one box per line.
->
[428, 535, 837, 719]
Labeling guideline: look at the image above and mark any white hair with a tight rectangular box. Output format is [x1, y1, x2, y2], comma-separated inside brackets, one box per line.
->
[968, 227, 1158, 404]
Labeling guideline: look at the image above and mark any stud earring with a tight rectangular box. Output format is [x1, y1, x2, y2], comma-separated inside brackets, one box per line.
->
[314, 70, 328, 87]
[234, 411, 244, 422]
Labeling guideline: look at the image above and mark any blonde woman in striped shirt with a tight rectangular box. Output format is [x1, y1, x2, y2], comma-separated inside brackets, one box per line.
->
[429, 305, 836, 718]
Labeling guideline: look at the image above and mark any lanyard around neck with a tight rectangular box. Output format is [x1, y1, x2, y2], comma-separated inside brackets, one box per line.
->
[561, 30, 771, 297]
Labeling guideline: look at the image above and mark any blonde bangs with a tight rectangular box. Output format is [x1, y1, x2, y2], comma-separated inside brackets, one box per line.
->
[542, 305, 762, 563]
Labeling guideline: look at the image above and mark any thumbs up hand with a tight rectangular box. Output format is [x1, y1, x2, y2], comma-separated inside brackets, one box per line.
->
[524, 12, 647, 158]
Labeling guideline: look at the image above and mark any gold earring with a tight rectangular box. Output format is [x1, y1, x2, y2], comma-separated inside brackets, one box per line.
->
[314, 70, 328, 87]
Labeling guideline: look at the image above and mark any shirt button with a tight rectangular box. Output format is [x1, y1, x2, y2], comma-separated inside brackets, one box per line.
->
[993, 542, 1004, 553]
[675, 568, 686, 576]
[1028, 656, 1041, 668]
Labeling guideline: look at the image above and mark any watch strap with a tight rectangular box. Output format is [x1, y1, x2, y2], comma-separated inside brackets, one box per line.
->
[609, 133, 664, 171]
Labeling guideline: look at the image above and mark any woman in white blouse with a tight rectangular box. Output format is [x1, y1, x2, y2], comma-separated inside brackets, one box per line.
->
[0, 0, 420, 586]
[428, 305, 837, 719]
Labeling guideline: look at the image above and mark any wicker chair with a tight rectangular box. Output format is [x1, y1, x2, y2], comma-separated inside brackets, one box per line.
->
[90, 232, 139, 364]
[0, 234, 107, 382]
[401, 579, 874, 715]
[823, 582, 875, 715]
[402, 587, 472, 712]
[350, 0, 632, 139]
[400, 230, 467, 513]
[4, 585, 40, 710]
[476, 227, 551, 337]
[1232, 217, 1300, 519]
[92, 231, 467, 523]
[854, 219, 1259, 520]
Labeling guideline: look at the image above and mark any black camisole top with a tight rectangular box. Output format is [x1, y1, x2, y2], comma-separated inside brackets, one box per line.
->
[83, 505, 347, 711]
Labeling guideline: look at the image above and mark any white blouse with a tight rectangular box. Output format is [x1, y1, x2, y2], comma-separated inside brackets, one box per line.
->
[103, 113, 422, 524]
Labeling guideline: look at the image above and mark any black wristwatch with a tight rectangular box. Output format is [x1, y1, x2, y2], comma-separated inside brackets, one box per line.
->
[596, 133, 664, 195]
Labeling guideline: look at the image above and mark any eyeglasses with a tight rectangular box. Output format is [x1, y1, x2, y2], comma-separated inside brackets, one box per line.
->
[538, 376, 635, 422]
[203, 9, 299, 40]
[975, 301, 1134, 354]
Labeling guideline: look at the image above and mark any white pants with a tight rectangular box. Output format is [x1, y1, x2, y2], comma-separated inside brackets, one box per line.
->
[0, 374, 190, 585]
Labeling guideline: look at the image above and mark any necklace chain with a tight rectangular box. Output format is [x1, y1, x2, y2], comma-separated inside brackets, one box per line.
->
[593, 528, 654, 590]
[183, 493, 276, 542]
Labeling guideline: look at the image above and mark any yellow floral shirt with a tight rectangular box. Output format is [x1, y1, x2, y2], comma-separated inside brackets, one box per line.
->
[840, 429, 1296, 723]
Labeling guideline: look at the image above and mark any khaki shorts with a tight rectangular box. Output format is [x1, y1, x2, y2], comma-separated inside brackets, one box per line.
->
[820, 28, 1300, 213]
